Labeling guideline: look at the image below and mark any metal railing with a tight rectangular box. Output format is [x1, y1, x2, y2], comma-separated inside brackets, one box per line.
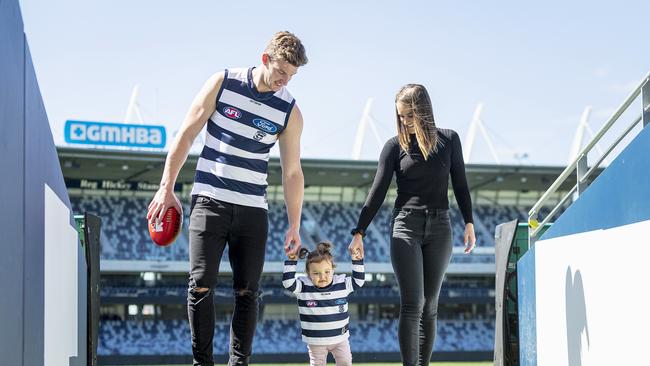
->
[528, 71, 650, 247]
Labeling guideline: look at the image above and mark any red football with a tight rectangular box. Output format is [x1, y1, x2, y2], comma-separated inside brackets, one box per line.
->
[149, 207, 182, 246]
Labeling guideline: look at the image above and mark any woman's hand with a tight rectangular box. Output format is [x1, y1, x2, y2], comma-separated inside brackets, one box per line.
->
[348, 234, 365, 260]
[463, 223, 477, 254]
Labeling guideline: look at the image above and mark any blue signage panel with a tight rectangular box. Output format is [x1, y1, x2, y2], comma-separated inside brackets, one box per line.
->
[64, 120, 166, 148]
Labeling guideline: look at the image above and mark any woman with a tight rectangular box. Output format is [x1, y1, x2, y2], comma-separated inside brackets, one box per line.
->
[348, 84, 476, 366]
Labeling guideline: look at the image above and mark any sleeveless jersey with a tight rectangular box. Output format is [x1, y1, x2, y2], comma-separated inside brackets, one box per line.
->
[191, 67, 296, 209]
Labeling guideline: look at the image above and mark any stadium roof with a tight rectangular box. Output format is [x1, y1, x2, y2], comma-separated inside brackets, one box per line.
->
[57, 146, 602, 193]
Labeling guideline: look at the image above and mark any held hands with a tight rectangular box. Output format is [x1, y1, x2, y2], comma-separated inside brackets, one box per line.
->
[348, 234, 365, 260]
[463, 223, 477, 254]
[147, 187, 183, 225]
[284, 227, 302, 259]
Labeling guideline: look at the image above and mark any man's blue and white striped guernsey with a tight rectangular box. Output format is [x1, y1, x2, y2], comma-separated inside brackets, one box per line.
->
[191, 67, 296, 209]
[282, 260, 365, 345]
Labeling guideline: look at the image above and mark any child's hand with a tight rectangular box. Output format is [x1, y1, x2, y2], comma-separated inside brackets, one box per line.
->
[288, 253, 297, 260]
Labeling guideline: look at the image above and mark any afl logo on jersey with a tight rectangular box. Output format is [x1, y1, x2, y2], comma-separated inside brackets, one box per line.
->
[306, 300, 317, 307]
[253, 118, 277, 133]
[223, 106, 242, 119]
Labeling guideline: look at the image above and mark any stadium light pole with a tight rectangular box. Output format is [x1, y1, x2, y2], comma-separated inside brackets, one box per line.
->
[124, 84, 145, 124]
[352, 98, 374, 160]
[567, 106, 606, 166]
[464, 103, 501, 164]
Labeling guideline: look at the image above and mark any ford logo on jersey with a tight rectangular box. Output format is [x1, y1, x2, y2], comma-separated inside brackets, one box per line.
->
[253, 118, 277, 133]
[223, 106, 242, 119]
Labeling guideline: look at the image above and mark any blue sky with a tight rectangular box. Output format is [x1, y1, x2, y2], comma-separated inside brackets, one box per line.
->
[19, 0, 649, 165]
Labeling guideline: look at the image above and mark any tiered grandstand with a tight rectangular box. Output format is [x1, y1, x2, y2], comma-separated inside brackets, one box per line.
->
[69, 197, 536, 263]
[97, 318, 495, 356]
[59, 146, 584, 364]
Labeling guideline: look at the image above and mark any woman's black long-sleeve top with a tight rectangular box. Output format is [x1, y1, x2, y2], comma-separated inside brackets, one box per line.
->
[355, 129, 473, 232]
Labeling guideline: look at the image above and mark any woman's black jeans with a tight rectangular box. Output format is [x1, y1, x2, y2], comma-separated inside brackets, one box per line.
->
[390, 208, 453, 366]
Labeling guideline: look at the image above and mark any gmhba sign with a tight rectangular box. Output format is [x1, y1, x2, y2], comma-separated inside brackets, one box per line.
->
[64, 120, 166, 148]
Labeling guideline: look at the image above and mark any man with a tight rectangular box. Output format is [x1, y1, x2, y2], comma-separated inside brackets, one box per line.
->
[146, 31, 308, 366]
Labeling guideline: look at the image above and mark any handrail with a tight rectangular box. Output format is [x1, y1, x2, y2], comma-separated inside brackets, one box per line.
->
[528, 71, 650, 246]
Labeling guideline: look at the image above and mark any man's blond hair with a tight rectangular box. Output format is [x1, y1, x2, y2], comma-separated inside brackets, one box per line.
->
[264, 31, 308, 67]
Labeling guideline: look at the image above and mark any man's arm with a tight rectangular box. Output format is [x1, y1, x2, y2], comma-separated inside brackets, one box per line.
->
[278, 104, 304, 257]
[147, 72, 224, 222]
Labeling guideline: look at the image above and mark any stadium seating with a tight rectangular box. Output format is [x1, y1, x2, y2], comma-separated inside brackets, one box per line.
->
[97, 318, 495, 355]
[475, 204, 527, 242]
[70, 196, 190, 261]
[101, 283, 493, 301]
[72, 195, 551, 263]
[303, 201, 388, 262]
[71, 196, 301, 262]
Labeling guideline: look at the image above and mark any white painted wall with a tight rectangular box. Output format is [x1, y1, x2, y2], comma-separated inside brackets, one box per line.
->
[533, 219, 650, 365]
[44, 184, 79, 366]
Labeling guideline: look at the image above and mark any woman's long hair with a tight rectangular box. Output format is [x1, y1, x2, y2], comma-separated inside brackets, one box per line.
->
[395, 84, 438, 159]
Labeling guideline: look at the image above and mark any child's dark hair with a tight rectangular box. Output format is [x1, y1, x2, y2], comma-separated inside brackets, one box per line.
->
[299, 241, 336, 272]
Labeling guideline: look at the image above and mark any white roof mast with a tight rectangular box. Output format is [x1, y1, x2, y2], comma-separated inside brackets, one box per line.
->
[463, 102, 500, 164]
